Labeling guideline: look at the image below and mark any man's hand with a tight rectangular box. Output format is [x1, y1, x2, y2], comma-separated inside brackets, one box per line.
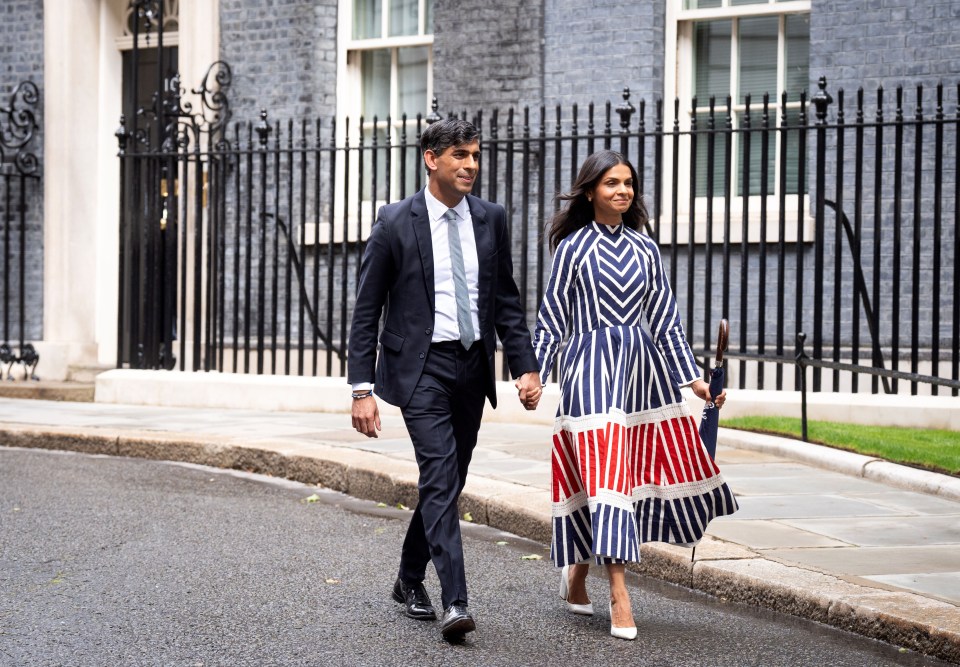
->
[515, 372, 543, 411]
[351, 394, 382, 438]
[690, 378, 726, 408]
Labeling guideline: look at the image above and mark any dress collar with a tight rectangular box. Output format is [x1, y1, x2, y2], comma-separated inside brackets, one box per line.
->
[590, 220, 623, 236]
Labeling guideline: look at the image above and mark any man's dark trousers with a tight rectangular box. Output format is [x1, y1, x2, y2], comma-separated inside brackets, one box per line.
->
[398, 340, 486, 610]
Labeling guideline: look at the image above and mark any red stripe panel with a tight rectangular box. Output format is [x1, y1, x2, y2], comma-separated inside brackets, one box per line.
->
[553, 416, 722, 502]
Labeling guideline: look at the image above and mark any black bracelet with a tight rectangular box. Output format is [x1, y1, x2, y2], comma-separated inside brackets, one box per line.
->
[352, 391, 373, 400]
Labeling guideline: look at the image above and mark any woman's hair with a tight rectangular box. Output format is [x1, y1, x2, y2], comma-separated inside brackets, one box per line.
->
[547, 150, 649, 251]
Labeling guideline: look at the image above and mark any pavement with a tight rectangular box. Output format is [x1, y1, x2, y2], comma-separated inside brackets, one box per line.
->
[1, 386, 959, 663]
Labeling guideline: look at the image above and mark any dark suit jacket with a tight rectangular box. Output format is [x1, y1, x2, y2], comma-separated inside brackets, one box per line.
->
[348, 190, 538, 409]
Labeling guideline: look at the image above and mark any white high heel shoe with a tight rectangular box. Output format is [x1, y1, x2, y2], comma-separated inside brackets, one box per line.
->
[609, 601, 638, 640]
[559, 564, 594, 616]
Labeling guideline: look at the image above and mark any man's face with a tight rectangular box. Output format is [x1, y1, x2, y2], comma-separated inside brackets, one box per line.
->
[425, 140, 481, 206]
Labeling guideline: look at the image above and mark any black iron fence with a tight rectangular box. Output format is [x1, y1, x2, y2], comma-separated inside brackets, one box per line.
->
[117, 72, 960, 396]
[0, 80, 41, 381]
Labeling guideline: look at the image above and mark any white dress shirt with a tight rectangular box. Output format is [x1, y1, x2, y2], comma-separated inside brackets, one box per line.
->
[424, 187, 481, 345]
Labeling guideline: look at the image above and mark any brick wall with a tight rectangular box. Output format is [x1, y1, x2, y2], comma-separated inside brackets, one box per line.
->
[0, 0, 44, 344]
[811, 0, 960, 95]
[543, 0, 664, 111]
[432, 0, 545, 116]
[219, 0, 338, 126]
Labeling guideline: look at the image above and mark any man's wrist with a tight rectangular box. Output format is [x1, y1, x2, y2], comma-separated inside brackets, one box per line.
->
[351, 381, 374, 399]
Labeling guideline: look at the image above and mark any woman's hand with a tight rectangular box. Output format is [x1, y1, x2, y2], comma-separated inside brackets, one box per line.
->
[516, 372, 543, 410]
[690, 378, 726, 408]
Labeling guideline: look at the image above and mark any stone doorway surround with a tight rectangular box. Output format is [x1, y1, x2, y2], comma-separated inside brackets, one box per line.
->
[40, 0, 219, 380]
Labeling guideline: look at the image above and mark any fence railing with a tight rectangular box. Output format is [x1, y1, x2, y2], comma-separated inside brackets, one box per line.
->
[0, 80, 41, 381]
[117, 74, 960, 396]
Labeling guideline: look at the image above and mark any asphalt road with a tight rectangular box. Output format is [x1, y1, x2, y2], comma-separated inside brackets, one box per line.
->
[0, 446, 950, 667]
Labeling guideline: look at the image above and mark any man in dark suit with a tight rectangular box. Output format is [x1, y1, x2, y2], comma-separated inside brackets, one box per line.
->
[348, 118, 542, 641]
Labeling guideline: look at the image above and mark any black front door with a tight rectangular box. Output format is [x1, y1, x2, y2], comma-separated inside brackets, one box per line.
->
[118, 45, 179, 369]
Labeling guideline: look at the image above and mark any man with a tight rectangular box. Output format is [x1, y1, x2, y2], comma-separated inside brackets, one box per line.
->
[348, 118, 542, 641]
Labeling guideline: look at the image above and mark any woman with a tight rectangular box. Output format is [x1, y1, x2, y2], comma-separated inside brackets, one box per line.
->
[532, 150, 738, 640]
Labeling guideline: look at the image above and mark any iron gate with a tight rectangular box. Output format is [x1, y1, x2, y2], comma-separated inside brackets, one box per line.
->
[0, 80, 41, 381]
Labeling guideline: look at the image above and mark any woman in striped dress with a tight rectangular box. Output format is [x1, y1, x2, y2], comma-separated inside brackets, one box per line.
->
[532, 150, 738, 640]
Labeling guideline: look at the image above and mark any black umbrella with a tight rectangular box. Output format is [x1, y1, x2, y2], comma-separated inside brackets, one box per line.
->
[691, 319, 729, 563]
[698, 319, 729, 460]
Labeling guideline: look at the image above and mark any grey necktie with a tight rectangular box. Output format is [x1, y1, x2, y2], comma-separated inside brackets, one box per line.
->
[444, 209, 475, 349]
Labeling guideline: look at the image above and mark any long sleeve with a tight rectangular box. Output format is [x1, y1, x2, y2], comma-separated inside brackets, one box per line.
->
[347, 213, 394, 385]
[490, 206, 540, 378]
[639, 236, 700, 387]
[533, 238, 577, 386]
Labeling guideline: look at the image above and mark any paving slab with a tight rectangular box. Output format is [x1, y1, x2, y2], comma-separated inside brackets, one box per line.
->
[723, 468, 892, 495]
[705, 519, 853, 549]
[865, 573, 960, 606]
[845, 490, 960, 515]
[780, 515, 960, 548]
[729, 493, 899, 520]
[762, 545, 960, 575]
[711, 446, 792, 464]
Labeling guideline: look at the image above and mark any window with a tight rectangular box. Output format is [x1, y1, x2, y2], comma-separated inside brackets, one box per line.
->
[665, 0, 811, 243]
[115, 0, 180, 133]
[337, 0, 433, 206]
[118, 0, 180, 48]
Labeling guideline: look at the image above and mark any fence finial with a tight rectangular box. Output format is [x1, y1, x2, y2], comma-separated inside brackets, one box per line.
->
[812, 76, 833, 123]
[115, 115, 129, 153]
[255, 109, 272, 146]
[426, 97, 442, 124]
[615, 87, 635, 133]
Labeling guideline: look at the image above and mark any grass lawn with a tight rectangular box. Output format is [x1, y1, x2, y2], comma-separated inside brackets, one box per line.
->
[722, 416, 960, 477]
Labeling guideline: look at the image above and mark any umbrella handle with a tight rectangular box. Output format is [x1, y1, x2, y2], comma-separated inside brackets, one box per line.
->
[715, 318, 729, 367]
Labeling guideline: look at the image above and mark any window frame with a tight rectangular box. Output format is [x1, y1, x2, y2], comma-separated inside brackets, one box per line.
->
[664, 0, 812, 245]
[325, 0, 434, 245]
[115, 0, 180, 49]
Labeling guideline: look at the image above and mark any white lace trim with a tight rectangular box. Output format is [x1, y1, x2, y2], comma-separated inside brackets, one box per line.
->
[552, 403, 692, 435]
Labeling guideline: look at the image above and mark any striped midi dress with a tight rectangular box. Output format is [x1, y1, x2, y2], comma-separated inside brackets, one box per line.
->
[533, 221, 738, 567]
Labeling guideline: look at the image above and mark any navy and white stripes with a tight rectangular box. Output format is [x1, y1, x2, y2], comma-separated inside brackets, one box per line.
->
[534, 221, 738, 567]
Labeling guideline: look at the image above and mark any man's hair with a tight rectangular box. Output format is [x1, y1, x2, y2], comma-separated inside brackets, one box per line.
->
[420, 118, 480, 158]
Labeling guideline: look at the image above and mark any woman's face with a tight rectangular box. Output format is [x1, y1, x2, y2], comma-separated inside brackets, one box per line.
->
[589, 163, 634, 225]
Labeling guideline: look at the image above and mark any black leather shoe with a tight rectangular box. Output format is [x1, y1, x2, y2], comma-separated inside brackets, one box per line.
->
[391, 577, 437, 620]
[440, 603, 476, 640]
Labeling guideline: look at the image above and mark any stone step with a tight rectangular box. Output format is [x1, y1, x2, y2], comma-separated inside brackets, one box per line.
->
[0, 381, 95, 403]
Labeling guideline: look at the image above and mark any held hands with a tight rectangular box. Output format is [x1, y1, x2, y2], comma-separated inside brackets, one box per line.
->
[351, 393, 382, 438]
[690, 378, 726, 409]
[516, 371, 543, 411]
